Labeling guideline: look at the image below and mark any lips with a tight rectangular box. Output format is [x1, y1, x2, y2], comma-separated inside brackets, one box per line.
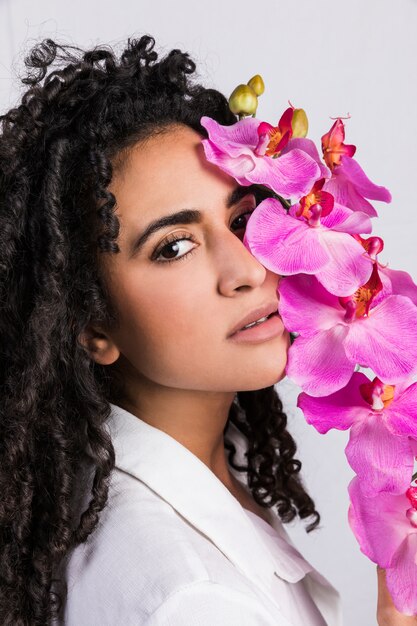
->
[228, 301, 280, 338]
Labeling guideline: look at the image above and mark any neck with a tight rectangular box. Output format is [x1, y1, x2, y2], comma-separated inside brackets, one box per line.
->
[116, 375, 238, 493]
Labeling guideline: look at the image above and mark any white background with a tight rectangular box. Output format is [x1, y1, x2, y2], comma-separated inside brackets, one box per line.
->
[1, 1, 416, 624]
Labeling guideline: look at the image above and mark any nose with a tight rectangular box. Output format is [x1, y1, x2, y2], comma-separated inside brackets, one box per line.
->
[215, 227, 272, 295]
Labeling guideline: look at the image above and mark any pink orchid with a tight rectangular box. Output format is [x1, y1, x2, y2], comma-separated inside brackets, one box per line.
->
[280, 137, 330, 180]
[256, 106, 294, 156]
[321, 119, 392, 217]
[377, 265, 417, 307]
[351, 235, 417, 308]
[243, 180, 373, 296]
[321, 118, 356, 169]
[278, 268, 417, 396]
[298, 371, 417, 495]
[200, 113, 322, 200]
[199, 97, 417, 615]
[348, 476, 417, 616]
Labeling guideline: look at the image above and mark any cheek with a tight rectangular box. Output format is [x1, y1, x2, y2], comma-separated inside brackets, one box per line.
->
[139, 271, 210, 339]
[113, 271, 213, 379]
[109, 267, 290, 391]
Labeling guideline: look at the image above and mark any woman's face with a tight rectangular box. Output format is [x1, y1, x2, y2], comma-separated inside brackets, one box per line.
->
[97, 123, 290, 394]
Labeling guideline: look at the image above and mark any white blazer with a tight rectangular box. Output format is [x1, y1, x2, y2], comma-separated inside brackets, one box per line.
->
[56, 402, 343, 625]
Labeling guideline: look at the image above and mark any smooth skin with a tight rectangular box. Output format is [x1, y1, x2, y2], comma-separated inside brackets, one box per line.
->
[79, 123, 412, 624]
[81, 123, 289, 502]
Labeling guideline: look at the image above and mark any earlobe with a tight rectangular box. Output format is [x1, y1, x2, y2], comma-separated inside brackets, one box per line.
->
[77, 326, 120, 365]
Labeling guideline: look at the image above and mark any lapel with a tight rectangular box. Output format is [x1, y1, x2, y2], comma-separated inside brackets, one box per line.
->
[226, 413, 343, 626]
[105, 403, 341, 624]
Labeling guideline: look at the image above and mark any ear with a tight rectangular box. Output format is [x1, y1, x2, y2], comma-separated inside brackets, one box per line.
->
[77, 325, 120, 365]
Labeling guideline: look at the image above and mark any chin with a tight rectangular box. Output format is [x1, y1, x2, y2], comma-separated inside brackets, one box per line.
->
[235, 363, 287, 392]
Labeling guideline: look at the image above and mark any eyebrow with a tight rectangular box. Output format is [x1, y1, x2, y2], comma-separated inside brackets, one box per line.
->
[129, 183, 258, 258]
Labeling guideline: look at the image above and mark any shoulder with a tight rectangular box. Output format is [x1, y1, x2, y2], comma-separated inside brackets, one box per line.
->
[62, 470, 205, 614]
[61, 468, 268, 624]
[142, 580, 279, 626]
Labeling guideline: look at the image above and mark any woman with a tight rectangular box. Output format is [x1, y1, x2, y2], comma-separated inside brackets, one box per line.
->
[0, 35, 407, 625]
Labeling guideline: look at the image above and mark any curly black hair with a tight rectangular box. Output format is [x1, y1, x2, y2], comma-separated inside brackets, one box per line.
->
[0, 35, 320, 625]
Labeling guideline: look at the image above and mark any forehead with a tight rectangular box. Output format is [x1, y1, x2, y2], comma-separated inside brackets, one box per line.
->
[109, 124, 237, 224]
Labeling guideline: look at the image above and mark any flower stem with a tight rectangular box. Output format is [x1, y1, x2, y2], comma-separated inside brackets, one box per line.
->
[255, 184, 291, 210]
[276, 194, 292, 210]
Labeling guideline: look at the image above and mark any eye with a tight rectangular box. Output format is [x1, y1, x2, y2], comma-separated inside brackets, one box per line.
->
[151, 204, 257, 265]
[231, 207, 256, 232]
[152, 234, 197, 264]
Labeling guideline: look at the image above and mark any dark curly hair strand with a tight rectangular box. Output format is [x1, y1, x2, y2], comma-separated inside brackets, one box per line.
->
[0, 35, 320, 625]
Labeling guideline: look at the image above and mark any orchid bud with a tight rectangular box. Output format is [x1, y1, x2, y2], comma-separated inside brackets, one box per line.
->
[228, 84, 258, 117]
[291, 108, 309, 138]
[247, 74, 265, 96]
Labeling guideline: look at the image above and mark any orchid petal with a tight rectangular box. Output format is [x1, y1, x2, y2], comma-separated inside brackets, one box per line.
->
[319, 203, 360, 230]
[380, 266, 417, 307]
[245, 148, 320, 198]
[200, 139, 254, 183]
[341, 156, 392, 203]
[200, 116, 260, 156]
[277, 106, 294, 135]
[386, 533, 417, 616]
[244, 198, 330, 274]
[322, 119, 356, 168]
[370, 267, 394, 309]
[346, 415, 414, 495]
[278, 274, 344, 337]
[286, 325, 353, 396]
[297, 371, 370, 433]
[315, 230, 373, 296]
[325, 206, 373, 234]
[385, 382, 417, 438]
[348, 477, 410, 567]
[324, 175, 379, 217]
[348, 492, 377, 565]
[344, 295, 417, 381]
[281, 137, 331, 179]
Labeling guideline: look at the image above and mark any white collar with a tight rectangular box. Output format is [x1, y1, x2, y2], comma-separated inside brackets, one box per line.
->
[104, 402, 324, 615]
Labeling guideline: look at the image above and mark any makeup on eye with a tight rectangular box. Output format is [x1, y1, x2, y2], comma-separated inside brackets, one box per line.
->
[151, 203, 257, 265]
[128, 184, 260, 260]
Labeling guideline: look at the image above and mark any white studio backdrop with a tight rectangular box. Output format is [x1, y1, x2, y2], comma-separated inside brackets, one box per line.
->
[1, 1, 416, 624]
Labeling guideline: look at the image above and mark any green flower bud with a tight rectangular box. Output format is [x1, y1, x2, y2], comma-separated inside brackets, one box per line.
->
[247, 74, 265, 96]
[229, 84, 258, 117]
[291, 108, 309, 138]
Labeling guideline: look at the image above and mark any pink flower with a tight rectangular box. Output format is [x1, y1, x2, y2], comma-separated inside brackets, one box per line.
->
[256, 106, 294, 155]
[379, 265, 417, 307]
[351, 235, 417, 308]
[278, 268, 417, 396]
[298, 372, 417, 495]
[280, 137, 330, 180]
[321, 118, 356, 168]
[321, 119, 391, 217]
[243, 179, 373, 296]
[348, 476, 417, 616]
[200, 113, 322, 200]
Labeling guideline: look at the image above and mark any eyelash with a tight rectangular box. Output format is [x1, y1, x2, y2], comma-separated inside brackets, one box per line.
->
[151, 207, 256, 265]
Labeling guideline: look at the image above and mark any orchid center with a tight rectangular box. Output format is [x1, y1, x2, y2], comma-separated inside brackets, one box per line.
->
[296, 179, 334, 227]
[321, 118, 356, 170]
[254, 107, 294, 157]
[359, 377, 395, 411]
[352, 234, 385, 260]
[338, 264, 383, 322]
